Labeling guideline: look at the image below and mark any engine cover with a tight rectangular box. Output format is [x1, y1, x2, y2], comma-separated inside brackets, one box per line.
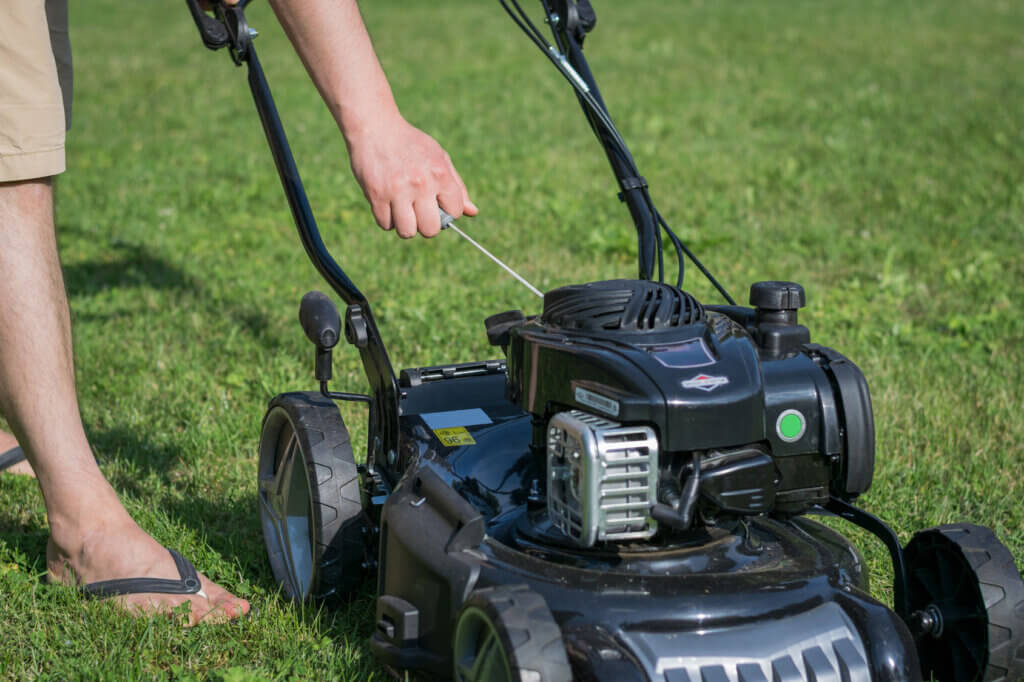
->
[507, 280, 765, 451]
[499, 278, 874, 540]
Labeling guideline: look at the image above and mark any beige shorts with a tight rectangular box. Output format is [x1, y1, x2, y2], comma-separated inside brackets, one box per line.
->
[0, 0, 72, 182]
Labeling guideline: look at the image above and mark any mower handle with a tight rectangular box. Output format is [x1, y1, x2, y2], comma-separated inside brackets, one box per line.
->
[185, 0, 402, 480]
[541, 0, 659, 281]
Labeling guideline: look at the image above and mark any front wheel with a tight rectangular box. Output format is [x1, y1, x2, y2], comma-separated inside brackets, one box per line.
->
[905, 523, 1024, 682]
[453, 585, 572, 682]
[258, 391, 367, 603]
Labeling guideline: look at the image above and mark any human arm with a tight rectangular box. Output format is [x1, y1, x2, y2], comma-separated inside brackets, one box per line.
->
[266, 0, 478, 238]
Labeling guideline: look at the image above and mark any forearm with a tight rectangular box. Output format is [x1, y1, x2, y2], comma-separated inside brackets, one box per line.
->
[266, 0, 477, 237]
[267, 0, 401, 141]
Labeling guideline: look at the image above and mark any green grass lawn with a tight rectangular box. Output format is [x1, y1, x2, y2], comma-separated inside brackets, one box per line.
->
[1, 0, 1022, 678]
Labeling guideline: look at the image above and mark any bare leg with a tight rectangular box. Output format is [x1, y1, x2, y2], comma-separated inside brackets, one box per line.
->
[0, 179, 249, 624]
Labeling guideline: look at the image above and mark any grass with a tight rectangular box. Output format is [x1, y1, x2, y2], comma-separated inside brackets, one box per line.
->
[1, 0, 1022, 678]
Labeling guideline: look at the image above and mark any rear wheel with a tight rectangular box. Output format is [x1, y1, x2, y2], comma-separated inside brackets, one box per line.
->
[905, 523, 1024, 682]
[453, 586, 572, 682]
[258, 391, 367, 602]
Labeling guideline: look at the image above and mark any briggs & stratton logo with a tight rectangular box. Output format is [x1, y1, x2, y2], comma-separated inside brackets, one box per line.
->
[681, 374, 729, 392]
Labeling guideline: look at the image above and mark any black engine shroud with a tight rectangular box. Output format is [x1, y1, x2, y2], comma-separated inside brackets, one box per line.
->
[500, 279, 875, 525]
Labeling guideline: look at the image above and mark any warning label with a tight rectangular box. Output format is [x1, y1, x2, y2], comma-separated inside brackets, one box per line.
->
[434, 427, 477, 447]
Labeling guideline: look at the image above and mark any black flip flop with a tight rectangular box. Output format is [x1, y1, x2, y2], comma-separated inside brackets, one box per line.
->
[82, 547, 202, 598]
[0, 446, 27, 472]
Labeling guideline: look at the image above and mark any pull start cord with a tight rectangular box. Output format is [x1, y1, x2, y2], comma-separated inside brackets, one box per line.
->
[440, 210, 544, 299]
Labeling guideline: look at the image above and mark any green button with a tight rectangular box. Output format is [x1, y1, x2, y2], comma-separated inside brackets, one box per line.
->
[777, 410, 806, 442]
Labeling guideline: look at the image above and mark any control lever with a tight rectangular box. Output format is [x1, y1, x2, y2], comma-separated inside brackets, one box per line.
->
[298, 291, 370, 403]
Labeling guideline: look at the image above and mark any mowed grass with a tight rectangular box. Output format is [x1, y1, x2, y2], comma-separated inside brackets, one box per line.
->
[1, 0, 1022, 678]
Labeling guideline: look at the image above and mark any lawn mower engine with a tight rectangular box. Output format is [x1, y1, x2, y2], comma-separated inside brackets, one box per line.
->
[498, 278, 873, 547]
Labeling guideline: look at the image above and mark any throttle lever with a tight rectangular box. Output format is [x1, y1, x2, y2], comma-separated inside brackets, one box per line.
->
[184, 0, 254, 63]
[185, 0, 229, 50]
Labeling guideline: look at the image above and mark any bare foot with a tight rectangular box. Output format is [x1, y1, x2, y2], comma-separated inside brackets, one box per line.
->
[0, 430, 35, 478]
[48, 502, 250, 626]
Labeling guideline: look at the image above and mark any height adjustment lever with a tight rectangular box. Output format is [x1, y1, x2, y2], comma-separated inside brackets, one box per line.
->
[298, 291, 372, 404]
[299, 291, 341, 382]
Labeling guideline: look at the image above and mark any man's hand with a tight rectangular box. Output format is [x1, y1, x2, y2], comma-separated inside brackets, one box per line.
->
[266, 0, 479, 239]
[346, 113, 478, 239]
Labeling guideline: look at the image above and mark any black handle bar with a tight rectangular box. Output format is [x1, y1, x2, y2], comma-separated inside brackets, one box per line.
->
[184, 0, 401, 480]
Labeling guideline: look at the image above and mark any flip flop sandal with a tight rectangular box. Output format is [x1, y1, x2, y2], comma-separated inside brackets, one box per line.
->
[0, 446, 27, 472]
[82, 547, 206, 599]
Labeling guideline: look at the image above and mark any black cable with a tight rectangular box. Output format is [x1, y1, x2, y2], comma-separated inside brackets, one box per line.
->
[639, 189, 671, 285]
[505, 0, 661, 280]
[663, 224, 685, 289]
[654, 208, 736, 305]
[500, 0, 735, 302]
[500, 0, 634, 163]
[656, 222, 664, 283]
[499, 0, 549, 51]
[639, 187, 683, 287]
[504, 0, 654, 224]
[510, 0, 552, 46]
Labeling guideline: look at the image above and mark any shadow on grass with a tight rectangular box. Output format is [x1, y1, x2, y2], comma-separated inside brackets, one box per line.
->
[0, 226, 314, 590]
[0, 477, 50, 575]
[88, 426, 263, 563]
[58, 222, 291, 353]
[0, 426, 265, 584]
[62, 242, 194, 296]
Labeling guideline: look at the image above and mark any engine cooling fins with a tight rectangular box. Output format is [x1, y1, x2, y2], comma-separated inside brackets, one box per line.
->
[541, 279, 705, 333]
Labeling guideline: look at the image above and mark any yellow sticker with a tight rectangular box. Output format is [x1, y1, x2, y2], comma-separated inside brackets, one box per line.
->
[434, 427, 476, 447]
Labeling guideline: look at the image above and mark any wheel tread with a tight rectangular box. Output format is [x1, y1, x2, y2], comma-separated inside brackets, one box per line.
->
[909, 523, 1024, 682]
[456, 586, 572, 682]
[259, 392, 368, 603]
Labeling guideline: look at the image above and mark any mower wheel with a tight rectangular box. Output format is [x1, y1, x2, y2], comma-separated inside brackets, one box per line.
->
[453, 585, 572, 682]
[904, 523, 1024, 682]
[258, 391, 367, 603]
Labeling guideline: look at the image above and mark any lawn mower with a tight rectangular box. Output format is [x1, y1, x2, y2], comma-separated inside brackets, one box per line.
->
[187, 1, 1024, 680]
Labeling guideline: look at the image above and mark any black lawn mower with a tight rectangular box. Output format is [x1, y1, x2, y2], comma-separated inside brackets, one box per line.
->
[187, 2, 1024, 680]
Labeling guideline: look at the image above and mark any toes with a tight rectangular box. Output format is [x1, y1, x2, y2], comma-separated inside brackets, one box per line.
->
[192, 574, 250, 624]
[190, 596, 249, 626]
[105, 572, 250, 626]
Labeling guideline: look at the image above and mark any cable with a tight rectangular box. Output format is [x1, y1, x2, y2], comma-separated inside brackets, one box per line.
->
[501, 0, 663, 281]
[500, 0, 634, 161]
[499, 0, 736, 303]
[654, 207, 736, 305]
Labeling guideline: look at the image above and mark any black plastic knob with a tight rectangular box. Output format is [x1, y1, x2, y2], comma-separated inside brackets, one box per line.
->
[750, 282, 809, 354]
[749, 281, 806, 311]
[299, 290, 341, 349]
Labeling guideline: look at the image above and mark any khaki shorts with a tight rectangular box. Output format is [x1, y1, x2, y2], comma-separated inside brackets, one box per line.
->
[0, 0, 72, 182]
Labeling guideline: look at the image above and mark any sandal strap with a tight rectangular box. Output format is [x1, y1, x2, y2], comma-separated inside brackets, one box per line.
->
[82, 548, 202, 598]
[0, 447, 26, 472]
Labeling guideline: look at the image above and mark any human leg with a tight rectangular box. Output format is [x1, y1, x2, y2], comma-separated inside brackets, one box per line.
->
[1, 0, 248, 624]
[0, 179, 249, 624]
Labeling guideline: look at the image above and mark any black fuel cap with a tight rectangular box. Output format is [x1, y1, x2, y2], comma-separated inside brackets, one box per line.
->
[750, 281, 806, 311]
